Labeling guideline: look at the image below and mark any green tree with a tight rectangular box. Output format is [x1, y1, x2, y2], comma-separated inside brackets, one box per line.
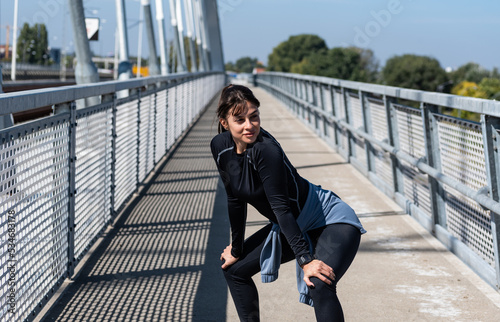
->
[291, 47, 378, 82]
[225, 57, 265, 73]
[225, 61, 236, 72]
[235, 57, 259, 73]
[450, 62, 490, 85]
[451, 81, 487, 99]
[382, 54, 448, 91]
[267, 34, 327, 72]
[17, 23, 50, 65]
[478, 78, 500, 99]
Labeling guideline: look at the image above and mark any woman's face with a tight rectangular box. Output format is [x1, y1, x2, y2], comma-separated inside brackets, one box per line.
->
[220, 101, 260, 153]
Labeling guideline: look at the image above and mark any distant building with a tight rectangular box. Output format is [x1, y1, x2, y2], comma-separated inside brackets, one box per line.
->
[252, 67, 266, 74]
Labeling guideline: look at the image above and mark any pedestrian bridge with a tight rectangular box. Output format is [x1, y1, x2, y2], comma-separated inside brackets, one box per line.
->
[2, 71, 500, 321]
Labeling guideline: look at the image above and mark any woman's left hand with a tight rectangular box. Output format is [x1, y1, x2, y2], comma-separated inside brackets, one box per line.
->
[302, 259, 336, 288]
[220, 245, 238, 269]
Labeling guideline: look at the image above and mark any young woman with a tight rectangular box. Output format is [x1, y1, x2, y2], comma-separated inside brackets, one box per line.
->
[210, 84, 366, 321]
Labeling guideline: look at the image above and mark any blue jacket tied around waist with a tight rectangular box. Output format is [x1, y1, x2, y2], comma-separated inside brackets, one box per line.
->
[259, 181, 366, 306]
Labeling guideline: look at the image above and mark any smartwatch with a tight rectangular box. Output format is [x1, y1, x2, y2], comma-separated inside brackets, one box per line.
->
[297, 253, 315, 267]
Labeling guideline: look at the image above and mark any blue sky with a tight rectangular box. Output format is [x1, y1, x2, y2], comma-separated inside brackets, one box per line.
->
[1, 0, 499, 71]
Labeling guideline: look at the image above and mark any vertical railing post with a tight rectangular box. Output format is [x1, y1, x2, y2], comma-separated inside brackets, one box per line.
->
[342, 88, 353, 161]
[67, 101, 77, 277]
[174, 81, 179, 140]
[330, 85, 340, 150]
[304, 81, 311, 125]
[319, 84, 328, 138]
[293, 79, 299, 114]
[384, 95, 404, 197]
[311, 82, 317, 106]
[297, 79, 306, 120]
[481, 114, 500, 288]
[312, 82, 320, 134]
[361, 91, 375, 173]
[290, 78, 299, 115]
[422, 103, 446, 228]
[166, 81, 170, 152]
[110, 94, 118, 218]
[136, 89, 142, 190]
[153, 91, 158, 166]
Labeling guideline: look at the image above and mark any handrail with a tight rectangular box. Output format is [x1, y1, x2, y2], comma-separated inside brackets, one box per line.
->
[262, 71, 500, 117]
[259, 79, 500, 215]
[0, 71, 220, 115]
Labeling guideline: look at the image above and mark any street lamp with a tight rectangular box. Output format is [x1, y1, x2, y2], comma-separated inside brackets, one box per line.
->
[11, 0, 19, 81]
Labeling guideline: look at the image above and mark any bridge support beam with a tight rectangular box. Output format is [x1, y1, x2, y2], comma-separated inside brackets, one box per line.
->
[142, 0, 160, 76]
[116, 0, 133, 86]
[169, 0, 187, 72]
[155, 0, 169, 75]
[184, 0, 198, 72]
[193, 0, 206, 71]
[202, 0, 224, 70]
[68, 0, 100, 107]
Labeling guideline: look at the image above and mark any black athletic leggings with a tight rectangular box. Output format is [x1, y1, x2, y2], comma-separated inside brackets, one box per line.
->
[222, 223, 361, 322]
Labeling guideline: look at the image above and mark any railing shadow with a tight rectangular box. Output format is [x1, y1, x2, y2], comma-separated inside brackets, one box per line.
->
[41, 102, 229, 321]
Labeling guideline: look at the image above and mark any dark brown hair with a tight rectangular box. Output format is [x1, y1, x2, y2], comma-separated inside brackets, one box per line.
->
[217, 84, 260, 133]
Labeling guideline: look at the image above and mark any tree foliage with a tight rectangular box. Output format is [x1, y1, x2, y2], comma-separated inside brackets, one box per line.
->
[381, 54, 447, 91]
[225, 57, 263, 73]
[291, 47, 378, 82]
[17, 23, 50, 65]
[451, 81, 487, 99]
[235, 57, 259, 73]
[479, 78, 500, 99]
[451, 78, 500, 100]
[225, 61, 236, 72]
[450, 62, 491, 85]
[267, 34, 327, 72]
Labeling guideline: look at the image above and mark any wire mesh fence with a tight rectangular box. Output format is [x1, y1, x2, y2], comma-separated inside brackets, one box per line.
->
[0, 72, 224, 321]
[256, 72, 500, 293]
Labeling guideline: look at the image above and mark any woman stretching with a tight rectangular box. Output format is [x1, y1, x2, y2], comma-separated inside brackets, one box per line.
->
[210, 84, 366, 321]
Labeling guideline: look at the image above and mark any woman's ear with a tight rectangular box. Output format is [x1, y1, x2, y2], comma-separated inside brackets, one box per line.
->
[219, 118, 228, 131]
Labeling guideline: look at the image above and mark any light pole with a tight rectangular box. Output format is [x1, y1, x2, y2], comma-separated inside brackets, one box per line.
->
[11, 0, 18, 81]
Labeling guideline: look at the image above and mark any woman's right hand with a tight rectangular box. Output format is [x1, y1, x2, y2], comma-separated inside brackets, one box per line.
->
[302, 259, 336, 288]
[220, 245, 239, 269]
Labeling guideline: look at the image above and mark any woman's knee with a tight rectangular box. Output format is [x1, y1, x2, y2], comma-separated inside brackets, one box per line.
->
[309, 276, 337, 297]
[222, 263, 238, 279]
[222, 261, 254, 282]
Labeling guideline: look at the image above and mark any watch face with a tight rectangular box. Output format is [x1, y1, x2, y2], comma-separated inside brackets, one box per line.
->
[299, 254, 313, 266]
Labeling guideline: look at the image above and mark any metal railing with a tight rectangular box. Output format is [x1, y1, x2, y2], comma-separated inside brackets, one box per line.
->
[0, 71, 225, 321]
[256, 72, 500, 292]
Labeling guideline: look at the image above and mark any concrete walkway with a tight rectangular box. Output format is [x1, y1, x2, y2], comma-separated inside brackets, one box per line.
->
[40, 86, 500, 321]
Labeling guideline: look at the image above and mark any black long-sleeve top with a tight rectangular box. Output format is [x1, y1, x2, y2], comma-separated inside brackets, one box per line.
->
[210, 129, 310, 260]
